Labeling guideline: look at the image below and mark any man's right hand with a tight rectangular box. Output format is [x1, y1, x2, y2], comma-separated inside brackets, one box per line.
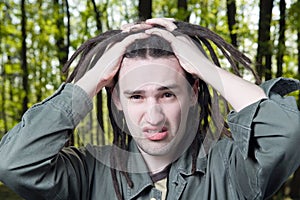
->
[75, 32, 149, 98]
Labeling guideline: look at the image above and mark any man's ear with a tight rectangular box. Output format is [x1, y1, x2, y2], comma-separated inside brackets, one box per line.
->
[191, 79, 199, 106]
[112, 87, 123, 111]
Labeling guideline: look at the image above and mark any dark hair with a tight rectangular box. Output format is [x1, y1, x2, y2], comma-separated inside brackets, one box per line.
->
[63, 21, 260, 200]
[122, 34, 197, 87]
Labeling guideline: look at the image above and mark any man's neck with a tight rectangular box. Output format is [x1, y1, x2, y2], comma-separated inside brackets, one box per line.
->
[138, 147, 174, 174]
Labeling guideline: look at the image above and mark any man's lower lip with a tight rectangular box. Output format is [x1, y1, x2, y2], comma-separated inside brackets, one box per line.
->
[144, 131, 168, 141]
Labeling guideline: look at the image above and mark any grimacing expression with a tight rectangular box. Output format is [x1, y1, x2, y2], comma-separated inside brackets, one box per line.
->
[113, 56, 198, 157]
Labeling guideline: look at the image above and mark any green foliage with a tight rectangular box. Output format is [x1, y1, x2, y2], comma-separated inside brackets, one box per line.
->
[288, 1, 300, 31]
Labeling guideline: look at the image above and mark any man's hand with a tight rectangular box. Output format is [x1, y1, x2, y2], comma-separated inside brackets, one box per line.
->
[145, 18, 177, 31]
[121, 18, 176, 33]
[145, 27, 214, 79]
[144, 18, 213, 79]
[75, 32, 149, 98]
[145, 27, 266, 112]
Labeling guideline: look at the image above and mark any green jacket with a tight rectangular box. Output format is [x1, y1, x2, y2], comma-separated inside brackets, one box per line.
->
[0, 78, 299, 200]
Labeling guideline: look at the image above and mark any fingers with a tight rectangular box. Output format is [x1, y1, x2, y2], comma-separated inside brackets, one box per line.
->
[105, 32, 150, 53]
[145, 28, 210, 78]
[121, 22, 153, 33]
[121, 18, 177, 34]
[97, 32, 151, 89]
[145, 18, 177, 31]
[145, 28, 178, 43]
[145, 28, 199, 50]
[97, 32, 150, 78]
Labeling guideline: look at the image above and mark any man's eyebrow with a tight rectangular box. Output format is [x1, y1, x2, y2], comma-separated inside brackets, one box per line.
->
[123, 84, 180, 95]
[157, 84, 180, 91]
[123, 90, 145, 95]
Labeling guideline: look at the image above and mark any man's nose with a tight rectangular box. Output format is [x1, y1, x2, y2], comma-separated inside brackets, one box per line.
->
[145, 104, 165, 125]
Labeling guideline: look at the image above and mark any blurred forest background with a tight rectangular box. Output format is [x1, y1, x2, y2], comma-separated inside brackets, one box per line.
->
[0, 0, 300, 199]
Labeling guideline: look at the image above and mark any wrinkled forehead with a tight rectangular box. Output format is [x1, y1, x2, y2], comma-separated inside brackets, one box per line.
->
[119, 56, 184, 77]
[117, 56, 187, 91]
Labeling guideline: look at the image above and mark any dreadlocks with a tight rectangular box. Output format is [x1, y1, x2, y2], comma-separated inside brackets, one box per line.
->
[63, 21, 260, 200]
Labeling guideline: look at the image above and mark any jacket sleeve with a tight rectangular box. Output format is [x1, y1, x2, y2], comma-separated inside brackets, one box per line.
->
[227, 78, 300, 199]
[0, 83, 93, 200]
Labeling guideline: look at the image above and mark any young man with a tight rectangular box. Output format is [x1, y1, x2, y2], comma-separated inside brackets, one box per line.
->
[0, 18, 299, 200]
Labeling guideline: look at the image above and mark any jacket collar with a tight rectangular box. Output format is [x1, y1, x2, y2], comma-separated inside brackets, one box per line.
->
[124, 141, 207, 199]
[170, 143, 207, 176]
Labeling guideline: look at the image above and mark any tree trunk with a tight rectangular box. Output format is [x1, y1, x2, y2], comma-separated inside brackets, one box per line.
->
[226, 0, 237, 48]
[178, 0, 189, 22]
[298, 31, 300, 107]
[91, 0, 105, 145]
[276, 0, 286, 78]
[65, 0, 70, 77]
[0, 10, 8, 134]
[91, 0, 102, 31]
[53, 0, 72, 145]
[0, 68, 7, 134]
[256, 0, 274, 80]
[54, 0, 70, 81]
[21, 0, 29, 115]
[138, 0, 152, 21]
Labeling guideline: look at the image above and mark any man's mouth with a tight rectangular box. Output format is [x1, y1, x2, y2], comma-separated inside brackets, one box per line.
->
[143, 127, 168, 141]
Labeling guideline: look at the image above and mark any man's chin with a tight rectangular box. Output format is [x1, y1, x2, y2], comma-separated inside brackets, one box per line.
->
[137, 141, 185, 159]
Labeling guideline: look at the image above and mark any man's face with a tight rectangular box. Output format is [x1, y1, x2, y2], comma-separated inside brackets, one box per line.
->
[114, 56, 197, 157]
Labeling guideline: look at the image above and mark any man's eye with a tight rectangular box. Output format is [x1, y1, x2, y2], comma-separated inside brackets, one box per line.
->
[163, 92, 175, 98]
[130, 95, 143, 100]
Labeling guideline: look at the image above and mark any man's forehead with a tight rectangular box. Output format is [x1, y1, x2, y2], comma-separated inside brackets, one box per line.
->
[119, 56, 184, 76]
[122, 82, 181, 93]
[116, 56, 192, 94]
